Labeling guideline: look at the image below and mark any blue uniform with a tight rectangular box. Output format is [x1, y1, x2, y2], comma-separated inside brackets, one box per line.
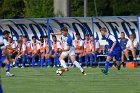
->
[105, 34, 122, 61]
[120, 38, 128, 50]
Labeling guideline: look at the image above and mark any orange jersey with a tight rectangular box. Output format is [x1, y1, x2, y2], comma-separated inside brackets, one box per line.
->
[23, 42, 32, 53]
[31, 42, 39, 54]
[84, 40, 92, 53]
[52, 41, 61, 52]
[74, 40, 84, 53]
[7, 42, 16, 54]
[40, 42, 45, 53]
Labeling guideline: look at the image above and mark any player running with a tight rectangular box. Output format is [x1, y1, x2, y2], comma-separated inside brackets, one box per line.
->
[100, 27, 122, 75]
[51, 27, 86, 75]
[0, 30, 15, 77]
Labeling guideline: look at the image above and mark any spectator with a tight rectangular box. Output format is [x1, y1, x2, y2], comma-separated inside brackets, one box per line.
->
[119, 32, 128, 67]
[124, 34, 139, 61]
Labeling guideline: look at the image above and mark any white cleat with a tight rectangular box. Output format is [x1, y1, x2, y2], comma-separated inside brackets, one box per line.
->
[21, 66, 25, 68]
[14, 66, 19, 68]
[6, 72, 15, 77]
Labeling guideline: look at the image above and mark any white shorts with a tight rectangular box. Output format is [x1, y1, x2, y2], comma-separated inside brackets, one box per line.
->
[61, 47, 75, 57]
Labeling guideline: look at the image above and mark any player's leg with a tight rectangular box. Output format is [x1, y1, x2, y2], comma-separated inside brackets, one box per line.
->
[115, 51, 122, 70]
[121, 51, 125, 67]
[59, 52, 68, 70]
[124, 49, 130, 61]
[84, 53, 89, 67]
[89, 53, 94, 67]
[101, 54, 112, 75]
[131, 48, 137, 60]
[45, 54, 51, 67]
[78, 53, 83, 65]
[21, 54, 26, 68]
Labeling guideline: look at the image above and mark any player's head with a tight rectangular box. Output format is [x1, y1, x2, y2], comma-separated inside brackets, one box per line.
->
[3, 30, 10, 38]
[32, 36, 37, 43]
[129, 34, 135, 40]
[120, 32, 125, 39]
[40, 36, 44, 43]
[61, 27, 68, 36]
[44, 35, 48, 41]
[23, 36, 28, 42]
[18, 35, 23, 41]
[85, 34, 90, 40]
[52, 35, 57, 42]
[8, 37, 13, 43]
[75, 33, 81, 40]
[100, 27, 107, 36]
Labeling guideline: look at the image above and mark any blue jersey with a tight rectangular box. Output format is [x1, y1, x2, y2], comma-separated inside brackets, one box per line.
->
[105, 34, 122, 51]
[120, 38, 128, 50]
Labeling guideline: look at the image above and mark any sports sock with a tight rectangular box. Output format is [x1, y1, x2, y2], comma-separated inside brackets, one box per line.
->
[60, 59, 67, 69]
[74, 61, 84, 72]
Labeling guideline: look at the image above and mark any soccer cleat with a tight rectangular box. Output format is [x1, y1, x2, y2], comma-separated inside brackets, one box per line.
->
[21, 66, 25, 68]
[14, 66, 19, 68]
[6, 72, 15, 77]
[117, 65, 121, 70]
[101, 69, 108, 75]
[82, 71, 87, 76]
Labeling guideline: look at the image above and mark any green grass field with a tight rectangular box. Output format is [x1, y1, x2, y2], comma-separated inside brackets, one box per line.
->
[1, 67, 140, 93]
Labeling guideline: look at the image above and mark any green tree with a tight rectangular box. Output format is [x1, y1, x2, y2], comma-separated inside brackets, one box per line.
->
[0, 0, 25, 18]
[24, 0, 54, 18]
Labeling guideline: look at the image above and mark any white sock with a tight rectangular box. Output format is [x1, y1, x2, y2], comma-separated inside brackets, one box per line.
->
[60, 60, 68, 68]
[74, 61, 84, 72]
[134, 58, 136, 60]
[127, 58, 130, 60]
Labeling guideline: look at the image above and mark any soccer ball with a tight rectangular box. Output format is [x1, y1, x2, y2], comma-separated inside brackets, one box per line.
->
[56, 69, 63, 76]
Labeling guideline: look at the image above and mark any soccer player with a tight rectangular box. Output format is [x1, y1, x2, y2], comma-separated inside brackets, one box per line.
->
[83, 34, 94, 67]
[51, 35, 61, 67]
[0, 33, 3, 93]
[100, 27, 122, 75]
[0, 30, 15, 76]
[44, 36, 52, 67]
[119, 32, 128, 67]
[31, 36, 40, 67]
[124, 34, 139, 61]
[21, 36, 32, 68]
[38, 36, 45, 67]
[51, 27, 86, 75]
[73, 33, 84, 65]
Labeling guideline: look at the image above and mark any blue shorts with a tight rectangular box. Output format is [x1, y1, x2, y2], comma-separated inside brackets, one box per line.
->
[0, 56, 6, 63]
[107, 50, 122, 61]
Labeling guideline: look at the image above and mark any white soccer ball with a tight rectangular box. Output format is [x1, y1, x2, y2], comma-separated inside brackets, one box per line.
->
[56, 69, 63, 76]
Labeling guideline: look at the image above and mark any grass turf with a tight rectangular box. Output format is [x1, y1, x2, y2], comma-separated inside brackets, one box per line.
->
[1, 67, 140, 93]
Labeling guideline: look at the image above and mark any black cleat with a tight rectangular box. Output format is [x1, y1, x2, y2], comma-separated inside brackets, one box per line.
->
[101, 69, 108, 75]
[117, 65, 121, 70]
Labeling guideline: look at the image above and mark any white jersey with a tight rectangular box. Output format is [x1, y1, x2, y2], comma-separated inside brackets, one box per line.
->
[126, 39, 139, 49]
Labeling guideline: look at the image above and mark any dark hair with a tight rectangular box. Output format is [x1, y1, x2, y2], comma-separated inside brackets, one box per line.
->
[44, 35, 48, 38]
[100, 27, 107, 32]
[3, 30, 10, 35]
[8, 37, 12, 39]
[85, 34, 89, 37]
[61, 27, 68, 32]
[32, 36, 37, 39]
[76, 33, 80, 36]
[23, 36, 27, 38]
[121, 32, 125, 35]
[52, 35, 56, 38]
[40, 36, 44, 38]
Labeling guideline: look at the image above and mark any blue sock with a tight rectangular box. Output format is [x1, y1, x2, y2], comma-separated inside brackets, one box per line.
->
[90, 54, 93, 67]
[54, 58, 57, 66]
[40, 58, 44, 67]
[22, 55, 26, 67]
[38, 58, 41, 67]
[105, 61, 109, 72]
[32, 57, 35, 67]
[47, 58, 51, 66]
[15, 59, 19, 67]
[6, 64, 10, 72]
[85, 54, 89, 66]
